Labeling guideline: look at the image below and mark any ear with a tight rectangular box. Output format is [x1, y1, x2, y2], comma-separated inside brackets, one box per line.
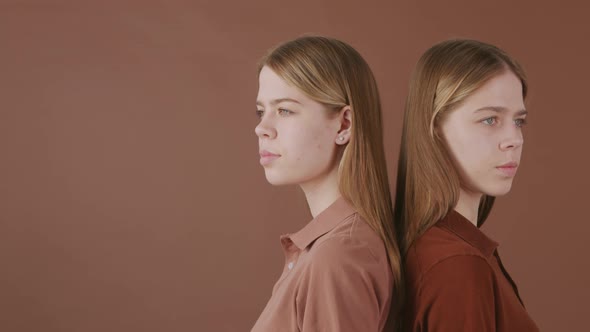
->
[335, 106, 352, 145]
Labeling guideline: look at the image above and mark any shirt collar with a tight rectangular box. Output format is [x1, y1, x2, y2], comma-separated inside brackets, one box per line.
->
[287, 196, 357, 250]
[437, 209, 499, 257]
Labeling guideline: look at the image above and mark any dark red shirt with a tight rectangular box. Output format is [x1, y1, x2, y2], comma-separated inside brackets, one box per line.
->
[403, 209, 539, 331]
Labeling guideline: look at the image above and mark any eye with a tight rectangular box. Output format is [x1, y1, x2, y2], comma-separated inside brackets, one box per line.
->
[515, 118, 527, 128]
[482, 117, 497, 126]
[256, 109, 264, 118]
[278, 108, 293, 116]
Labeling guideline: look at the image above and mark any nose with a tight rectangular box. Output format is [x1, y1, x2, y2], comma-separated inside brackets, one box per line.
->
[499, 125, 524, 151]
[255, 114, 277, 139]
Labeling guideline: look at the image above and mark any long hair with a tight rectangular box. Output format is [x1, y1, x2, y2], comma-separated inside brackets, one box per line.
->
[394, 39, 528, 254]
[258, 36, 403, 324]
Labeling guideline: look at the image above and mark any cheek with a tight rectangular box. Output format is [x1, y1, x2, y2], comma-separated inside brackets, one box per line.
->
[304, 118, 335, 142]
[446, 130, 491, 171]
[282, 125, 333, 161]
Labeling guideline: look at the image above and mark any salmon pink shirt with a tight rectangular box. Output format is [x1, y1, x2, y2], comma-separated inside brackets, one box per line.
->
[251, 197, 394, 332]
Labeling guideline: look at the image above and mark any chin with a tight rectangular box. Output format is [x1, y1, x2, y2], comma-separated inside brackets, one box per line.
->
[263, 168, 325, 187]
[263, 169, 296, 186]
[484, 182, 514, 197]
[264, 174, 289, 186]
[265, 178, 290, 186]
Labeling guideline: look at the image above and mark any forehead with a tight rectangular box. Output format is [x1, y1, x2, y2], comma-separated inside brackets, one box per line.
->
[257, 66, 311, 105]
[461, 71, 525, 112]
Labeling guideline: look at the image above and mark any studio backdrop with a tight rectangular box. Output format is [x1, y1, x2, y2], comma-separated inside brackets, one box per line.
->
[1, 1, 588, 331]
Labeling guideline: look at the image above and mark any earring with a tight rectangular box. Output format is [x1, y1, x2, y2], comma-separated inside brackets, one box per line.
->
[338, 136, 344, 141]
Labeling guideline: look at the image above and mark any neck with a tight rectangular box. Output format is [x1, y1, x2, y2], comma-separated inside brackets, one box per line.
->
[454, 188, 482, 227]
[300, 167, 341, 218]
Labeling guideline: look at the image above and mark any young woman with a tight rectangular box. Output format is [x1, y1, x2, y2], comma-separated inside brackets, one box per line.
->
[251, 36, 402, 332]
[394, 39, 539, 331]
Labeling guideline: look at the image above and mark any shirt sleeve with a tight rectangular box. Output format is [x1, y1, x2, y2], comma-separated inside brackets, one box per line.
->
[295, 237, 391, 332]
[412, 255, 496, 332]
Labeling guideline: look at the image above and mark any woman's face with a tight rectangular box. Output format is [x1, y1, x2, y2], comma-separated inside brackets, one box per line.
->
[439, 70, 527, 197]
[255, 66, 349, 186]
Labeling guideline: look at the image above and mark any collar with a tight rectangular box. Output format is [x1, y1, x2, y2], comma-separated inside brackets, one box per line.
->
[287, 196, 357, 251]
[437, 209, 499, 257]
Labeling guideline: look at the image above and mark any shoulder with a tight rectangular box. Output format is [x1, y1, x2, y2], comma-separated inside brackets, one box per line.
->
[311, 213, 388, 265]
[297, 213, 391, 283]
[293, 214, 393, 330]
[404, 254, 497, 331]
[295, 215, 393, 315]
[405, 224, 490, 286]
[420, 254, 494, 286]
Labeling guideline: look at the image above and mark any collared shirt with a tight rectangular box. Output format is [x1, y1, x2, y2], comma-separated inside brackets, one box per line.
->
[403, 209, 539, 332]
[251, 197, 393, 332]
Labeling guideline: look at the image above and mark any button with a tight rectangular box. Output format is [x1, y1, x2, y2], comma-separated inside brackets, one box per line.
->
[287, 262, 294, 270]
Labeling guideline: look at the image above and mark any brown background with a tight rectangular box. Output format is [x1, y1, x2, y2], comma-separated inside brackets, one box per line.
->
[1, 1, 588, 331]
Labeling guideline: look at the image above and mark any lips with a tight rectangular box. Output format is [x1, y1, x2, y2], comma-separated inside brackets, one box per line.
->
[259, 150, 279, 158]
[259, 150, 280, 166]
[496, 162, 519, 177]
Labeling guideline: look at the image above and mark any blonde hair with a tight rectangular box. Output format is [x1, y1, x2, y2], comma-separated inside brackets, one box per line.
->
[259, 36, 403, 324]
[394, 39, 528, 254]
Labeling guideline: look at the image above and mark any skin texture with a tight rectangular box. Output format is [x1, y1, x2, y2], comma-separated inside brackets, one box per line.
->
[255, 66, 351, 217]
[439, 70, 527, 224]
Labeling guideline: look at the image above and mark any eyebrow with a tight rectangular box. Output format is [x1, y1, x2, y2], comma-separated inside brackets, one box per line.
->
[256, 98, 302, 107]
[474, 106, 528, 116]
